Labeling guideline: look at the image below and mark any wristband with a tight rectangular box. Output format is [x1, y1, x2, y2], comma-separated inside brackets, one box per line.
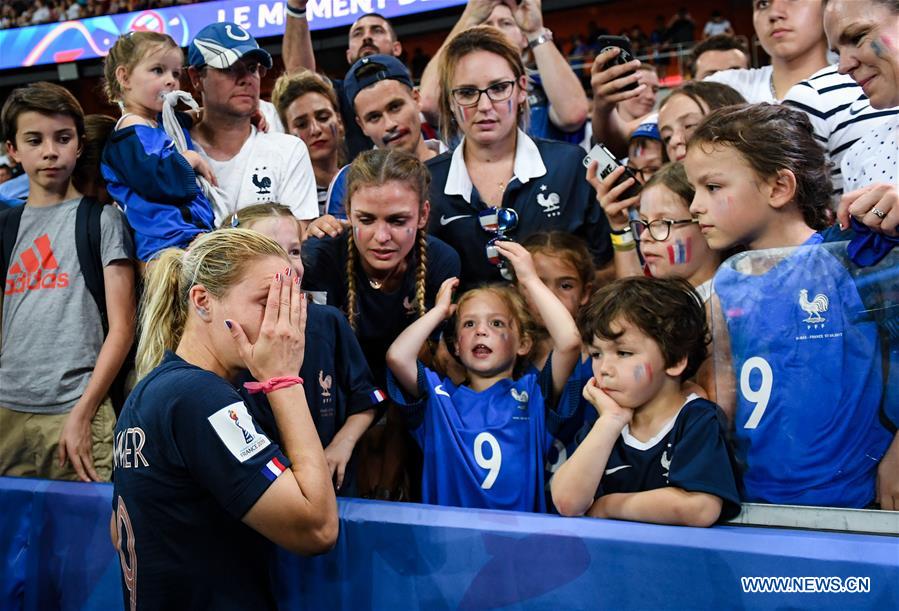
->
[610, 230, 636, 249]
[243, 376, 304, 394]
[612, 241, 637, 252]
[286, 4, 307, 19]
[527, 28, 553, 49]
[609, 226, 631, 236]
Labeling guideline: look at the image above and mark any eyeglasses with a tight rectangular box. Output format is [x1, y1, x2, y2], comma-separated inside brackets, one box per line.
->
[480, 207, 519, 280]
[626, 165, 662, 183]
[629, 218, 698, 241]
[215, 61, 268, 80]
[451, 80, 517, 107]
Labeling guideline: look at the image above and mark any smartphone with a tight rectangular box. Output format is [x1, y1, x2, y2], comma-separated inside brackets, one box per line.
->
[596, 34, 638, 92]
[583, 143, 641, 200]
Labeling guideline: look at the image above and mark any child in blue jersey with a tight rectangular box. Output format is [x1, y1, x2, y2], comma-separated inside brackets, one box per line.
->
[552, 277, 741, 526]
[684, 103, 896, 508]
[101, 32, 216, 261]
[385, 241, 582, 512]
[227, 203, 381, 495]
[515, 232, 597, 503]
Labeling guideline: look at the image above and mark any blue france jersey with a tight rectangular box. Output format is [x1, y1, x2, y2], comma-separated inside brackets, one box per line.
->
[714, 238, 892, 507]
[112, 352, 286, 611]
[101, 112, 214, 261]
[388, 363, 553, 512]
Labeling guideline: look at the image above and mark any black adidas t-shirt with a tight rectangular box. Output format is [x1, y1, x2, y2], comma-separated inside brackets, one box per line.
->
[112, 352, 288, 611]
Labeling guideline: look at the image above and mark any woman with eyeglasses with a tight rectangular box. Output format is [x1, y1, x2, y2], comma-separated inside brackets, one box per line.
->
[426, 26, 613, 288]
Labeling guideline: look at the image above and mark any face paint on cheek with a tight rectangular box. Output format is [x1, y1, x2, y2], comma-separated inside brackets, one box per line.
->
[871, 38, 886, 59]
[507, 99, 513, 114]
[666, 237, 692, 265]
[633, 363, 653, 383]
[880, 35, 896, 53]
[353, 225, 360, 240]
[329, 123, 337, 139]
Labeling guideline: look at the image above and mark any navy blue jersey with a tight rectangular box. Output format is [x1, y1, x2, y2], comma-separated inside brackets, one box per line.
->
[593, 395, 741, 520]
[527, 75, 588, 145]
[714, 237, 892, 507]
[324, 164, 350, 219]
[301, 232, 460, 385]
[388, 362, 553, 512]
[101, 112, 214, 261]
[111, 352, 287, 611]
[426, 133, 612, 287]
[241, 302, 384, 496]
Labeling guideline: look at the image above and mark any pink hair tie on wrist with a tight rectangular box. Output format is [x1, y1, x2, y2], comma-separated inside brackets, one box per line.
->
[243, 376, 304, 394]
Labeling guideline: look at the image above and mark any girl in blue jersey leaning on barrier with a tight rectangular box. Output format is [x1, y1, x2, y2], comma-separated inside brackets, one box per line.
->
[101, 32, 217, 262]
[385, 242, 581, 512]
[683, 103, 897, 509]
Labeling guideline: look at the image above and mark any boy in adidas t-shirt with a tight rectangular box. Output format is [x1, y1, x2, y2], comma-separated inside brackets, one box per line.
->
[551, 277, 740, 526]
[0, 82, 135, 482]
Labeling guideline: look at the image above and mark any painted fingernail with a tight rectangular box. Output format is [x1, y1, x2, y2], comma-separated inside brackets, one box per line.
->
[285, 266, 291, 276]
[294, 276, 300, 285]
[275, 273, 281, 283]
[224, 320, 233, 329]
[301, 292, 306, 300]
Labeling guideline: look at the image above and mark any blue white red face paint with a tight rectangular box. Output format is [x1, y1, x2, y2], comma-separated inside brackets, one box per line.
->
[667, 237, 692, 265]
[633, 363, 653, 383]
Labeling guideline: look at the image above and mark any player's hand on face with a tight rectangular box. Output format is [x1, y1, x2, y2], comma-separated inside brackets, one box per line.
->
[323, 437, 355, 491]
[493, 240, 538, 283]
[876, 438, 899, 511]
[589, 48, 646, 113]
[57, 408, 101, 482]
[582, 377, 633, 426]
[838, 183, 898, 237]
[227, 266, 308, 380]
[306, 214, 350, 239]
[434, 277, 459, 319]
[586, 161, 639, 231]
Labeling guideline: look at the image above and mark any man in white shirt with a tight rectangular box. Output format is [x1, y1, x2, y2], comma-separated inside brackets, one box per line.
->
[186, 22, 318, 229]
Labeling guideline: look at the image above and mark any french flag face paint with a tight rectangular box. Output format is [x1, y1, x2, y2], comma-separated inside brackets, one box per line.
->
[633, 363, 653, 383]
[666, 237, 692, 265]
[262, 456, 287, 482]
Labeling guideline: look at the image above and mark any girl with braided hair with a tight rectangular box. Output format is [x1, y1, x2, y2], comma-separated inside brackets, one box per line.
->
[301, 148, 460, 500]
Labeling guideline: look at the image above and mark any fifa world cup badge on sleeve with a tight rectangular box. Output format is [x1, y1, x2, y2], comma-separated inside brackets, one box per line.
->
[208, 402, 271, 462]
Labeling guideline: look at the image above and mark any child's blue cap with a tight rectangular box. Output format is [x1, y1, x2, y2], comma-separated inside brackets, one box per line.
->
[630, 121, 661, 142]
[188, 22, 273, 70]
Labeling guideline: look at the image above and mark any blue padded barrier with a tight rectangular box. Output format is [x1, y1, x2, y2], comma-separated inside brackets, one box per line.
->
[1, 476, 897, 610]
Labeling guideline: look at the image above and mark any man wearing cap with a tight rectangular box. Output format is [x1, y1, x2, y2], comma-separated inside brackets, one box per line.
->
[309, 55, 448, 229]
[282, 4, 405, 160]
[187, 22, 318, 227]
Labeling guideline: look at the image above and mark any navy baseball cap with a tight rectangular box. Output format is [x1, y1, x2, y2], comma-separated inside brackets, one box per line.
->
[188, 22, 273, 70]
[344, 55, 413, 106]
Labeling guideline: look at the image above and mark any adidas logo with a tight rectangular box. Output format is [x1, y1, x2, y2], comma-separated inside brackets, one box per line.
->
[4, 234, 69, 295]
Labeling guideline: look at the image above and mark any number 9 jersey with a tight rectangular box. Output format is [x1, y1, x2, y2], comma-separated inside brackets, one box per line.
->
[713, 237, 892, 507]
[387, 361, 553, 512]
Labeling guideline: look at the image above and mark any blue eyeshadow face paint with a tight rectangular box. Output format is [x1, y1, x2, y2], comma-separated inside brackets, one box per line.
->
[871, 38, 886, 59]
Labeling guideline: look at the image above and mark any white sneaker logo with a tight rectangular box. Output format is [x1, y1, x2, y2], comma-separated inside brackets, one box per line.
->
[435, 385, 451, 397]
[440, 214, 470, 226]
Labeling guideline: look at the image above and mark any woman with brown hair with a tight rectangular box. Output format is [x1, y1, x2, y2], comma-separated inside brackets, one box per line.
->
[300, 148, 460, 500]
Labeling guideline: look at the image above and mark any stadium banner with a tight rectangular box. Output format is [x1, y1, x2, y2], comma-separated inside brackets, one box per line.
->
[0, 0, 467, 72]
[2, 476, 897, 610]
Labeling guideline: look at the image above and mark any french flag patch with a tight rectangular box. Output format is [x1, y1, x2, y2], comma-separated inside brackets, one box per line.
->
[370, 389, 386, 404]
[262, 457, 287, 482]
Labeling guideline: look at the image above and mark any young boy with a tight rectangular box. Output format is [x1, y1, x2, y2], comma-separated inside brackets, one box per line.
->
[0, 82, 135, 482]
[551, 277, 740, 526]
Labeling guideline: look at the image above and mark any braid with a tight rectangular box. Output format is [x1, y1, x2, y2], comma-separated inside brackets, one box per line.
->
[415, 230, 428, 319]
[345, 231, 358, 331]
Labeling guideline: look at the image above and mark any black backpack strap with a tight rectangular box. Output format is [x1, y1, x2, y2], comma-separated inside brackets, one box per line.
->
[0, 205, 26, 294]
[75, 197, 108, 333]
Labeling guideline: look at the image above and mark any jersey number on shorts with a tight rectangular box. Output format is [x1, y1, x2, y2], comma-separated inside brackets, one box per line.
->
[473, 432, 502, 489]
[740, 356, 773, 429]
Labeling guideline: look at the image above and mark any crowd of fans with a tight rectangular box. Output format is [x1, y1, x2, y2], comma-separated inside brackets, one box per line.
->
[0, 0, 897, 603]
[0, 0, 204, 28]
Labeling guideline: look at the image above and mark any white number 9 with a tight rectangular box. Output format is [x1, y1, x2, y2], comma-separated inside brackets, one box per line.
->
[473, 432, 502, 489]
[740, 356, 773, 429]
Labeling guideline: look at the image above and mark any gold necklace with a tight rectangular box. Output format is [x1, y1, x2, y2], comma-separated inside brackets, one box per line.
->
[369, 278, 383, 290]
